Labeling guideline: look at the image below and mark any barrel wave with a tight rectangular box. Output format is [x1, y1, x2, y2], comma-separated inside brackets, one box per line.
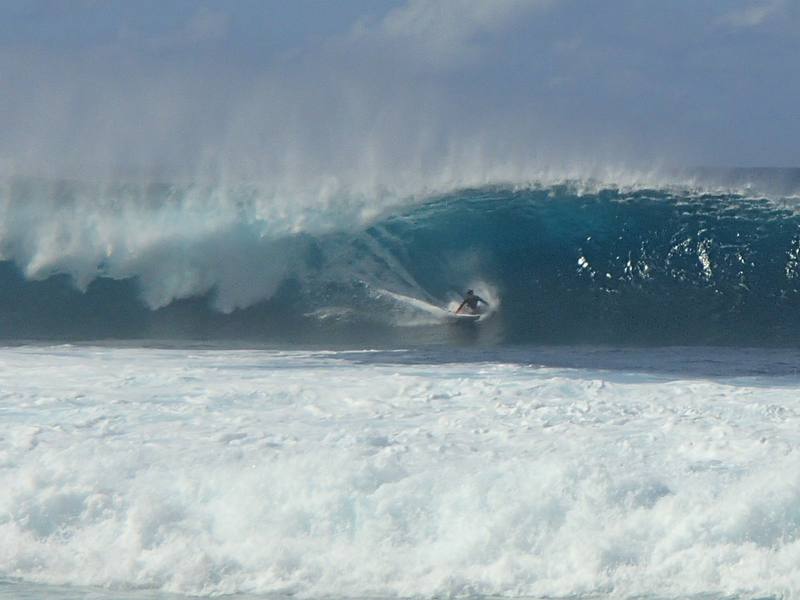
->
[1, 175, 800, 345]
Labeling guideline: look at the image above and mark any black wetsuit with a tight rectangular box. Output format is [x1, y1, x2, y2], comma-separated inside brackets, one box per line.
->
[458, 293, 487, 314]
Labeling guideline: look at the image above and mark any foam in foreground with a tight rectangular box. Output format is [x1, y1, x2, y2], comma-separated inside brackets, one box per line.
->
[1, 346, 799, 598]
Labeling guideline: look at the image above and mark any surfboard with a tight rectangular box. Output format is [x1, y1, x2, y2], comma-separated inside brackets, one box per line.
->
[446, 311, 481, 322]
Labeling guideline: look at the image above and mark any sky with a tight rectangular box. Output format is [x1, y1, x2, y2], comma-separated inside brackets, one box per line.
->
[0, 0, 798, 186]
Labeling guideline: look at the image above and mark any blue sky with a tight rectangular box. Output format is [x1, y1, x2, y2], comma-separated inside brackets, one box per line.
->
[0, 0, 797, 182]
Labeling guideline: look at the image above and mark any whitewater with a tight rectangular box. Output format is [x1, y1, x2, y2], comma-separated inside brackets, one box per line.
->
[2, 344, 800, 600]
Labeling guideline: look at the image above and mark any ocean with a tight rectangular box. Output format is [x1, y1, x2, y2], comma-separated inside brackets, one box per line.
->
[1, 170, 800, 599]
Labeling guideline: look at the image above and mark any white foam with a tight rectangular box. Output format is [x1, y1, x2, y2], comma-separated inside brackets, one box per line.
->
[372, 289, 452, 325]
[1, 346, 800, 598]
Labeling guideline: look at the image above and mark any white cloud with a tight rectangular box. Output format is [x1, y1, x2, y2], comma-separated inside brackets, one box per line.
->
[351, 0, 552, 68]
[716, 0, 784, 29]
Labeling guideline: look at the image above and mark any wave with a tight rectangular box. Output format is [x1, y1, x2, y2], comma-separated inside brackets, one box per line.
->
[1, 171, 800, 345]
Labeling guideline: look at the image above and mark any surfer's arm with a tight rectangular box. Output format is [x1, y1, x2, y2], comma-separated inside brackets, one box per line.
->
[455, 300, 467, 314]
[477, 296, 489, 306]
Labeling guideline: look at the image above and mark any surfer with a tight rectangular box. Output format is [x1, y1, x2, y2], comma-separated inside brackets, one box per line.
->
[455, 290, 489, 315]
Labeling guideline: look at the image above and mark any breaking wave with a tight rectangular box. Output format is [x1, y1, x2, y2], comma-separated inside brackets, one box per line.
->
[1, 170, 800, 345]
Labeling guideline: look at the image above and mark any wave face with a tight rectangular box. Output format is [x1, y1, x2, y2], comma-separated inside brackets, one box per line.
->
[2, 174, 800, 345]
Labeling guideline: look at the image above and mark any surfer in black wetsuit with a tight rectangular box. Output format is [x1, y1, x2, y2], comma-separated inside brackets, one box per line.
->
[455, 289, 489, 315]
